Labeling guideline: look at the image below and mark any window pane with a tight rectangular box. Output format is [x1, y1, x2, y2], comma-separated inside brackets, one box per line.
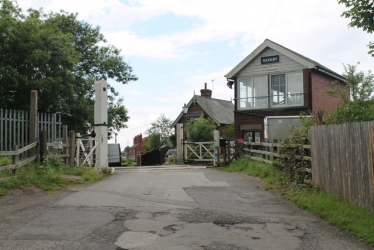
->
[239, 78, 253, 108]
[253, 76, 268, 108]
[287, 72, 303, 105]
[271, 75, 286, 105]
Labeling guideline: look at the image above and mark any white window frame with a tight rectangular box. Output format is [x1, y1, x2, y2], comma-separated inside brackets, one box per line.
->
[237, 71, 304, 110]
[237, 75, 269, 110]
[270, 72, 304, 108]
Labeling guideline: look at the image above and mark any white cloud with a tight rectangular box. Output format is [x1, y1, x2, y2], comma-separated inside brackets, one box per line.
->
[104, 30, 183, 58]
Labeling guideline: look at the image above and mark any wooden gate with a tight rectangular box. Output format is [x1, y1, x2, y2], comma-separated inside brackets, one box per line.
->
[184, 142, 214, 162]
[76, 137, 101, 167]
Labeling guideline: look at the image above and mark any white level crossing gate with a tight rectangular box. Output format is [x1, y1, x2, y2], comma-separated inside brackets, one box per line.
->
[184, 142, 214, 162]
[76, 136, 101, 167]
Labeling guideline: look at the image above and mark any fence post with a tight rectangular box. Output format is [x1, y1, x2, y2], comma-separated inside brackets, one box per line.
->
[29, 90, 38, 156]
[273, 139, 278, 162]
[40, 130, 47, 162]
[12, 144, 18, 175]
[62, 125, 68, 165]
[68, 131, 76, 167]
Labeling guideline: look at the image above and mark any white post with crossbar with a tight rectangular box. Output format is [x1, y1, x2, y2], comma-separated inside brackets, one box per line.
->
[94, 80, 108, 169]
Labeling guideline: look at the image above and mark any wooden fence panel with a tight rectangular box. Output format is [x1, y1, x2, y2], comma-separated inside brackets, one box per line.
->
[311, 121, 374, 212]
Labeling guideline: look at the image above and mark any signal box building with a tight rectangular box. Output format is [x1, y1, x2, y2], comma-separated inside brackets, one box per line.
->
[225, 39, 347, 143]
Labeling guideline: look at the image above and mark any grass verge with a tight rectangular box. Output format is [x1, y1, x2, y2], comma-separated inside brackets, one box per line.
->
[0, 156, 105, 196]
[220, 156, 374, 247]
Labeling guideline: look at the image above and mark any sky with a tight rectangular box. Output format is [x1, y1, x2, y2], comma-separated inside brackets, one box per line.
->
[17, 0, 374, 150]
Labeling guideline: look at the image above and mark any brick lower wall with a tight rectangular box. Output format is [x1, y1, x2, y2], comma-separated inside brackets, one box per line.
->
[234, 108, 307, 140]
[311, 72, 348, 115]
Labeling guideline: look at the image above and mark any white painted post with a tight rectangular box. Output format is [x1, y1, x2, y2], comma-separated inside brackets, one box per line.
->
[176, 123, 183, 164]
[94, 80, 108, 169]
[76, 133, 81, 167]
[213, 130, 220, 167]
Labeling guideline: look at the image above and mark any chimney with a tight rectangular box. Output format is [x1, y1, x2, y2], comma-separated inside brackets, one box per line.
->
[200, 82, 212, 98]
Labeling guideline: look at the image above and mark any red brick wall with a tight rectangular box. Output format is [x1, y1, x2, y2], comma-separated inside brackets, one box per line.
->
[129, 134, 147, 158]
[234, 108, 307, 141]
[311, 71, 347, 115]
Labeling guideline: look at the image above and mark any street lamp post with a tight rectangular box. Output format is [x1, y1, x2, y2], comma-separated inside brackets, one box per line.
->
[177, 103, 188, 164]
[182, 103, 188, 139]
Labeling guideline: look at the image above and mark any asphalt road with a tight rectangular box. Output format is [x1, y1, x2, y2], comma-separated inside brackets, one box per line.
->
[0, 165, 372, 250]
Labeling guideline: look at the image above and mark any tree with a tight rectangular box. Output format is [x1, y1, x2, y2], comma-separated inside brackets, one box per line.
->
[186, 115, 217, 142]
[222, 123, 235, 139]
[0, 0, 137, 136]
[145, 114, 173, 147]
[326, 64, 374, 124]
[338, 0, 374, 54]
[143, 133, 162, 152]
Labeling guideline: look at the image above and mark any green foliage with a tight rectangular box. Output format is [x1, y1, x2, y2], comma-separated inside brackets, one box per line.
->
[326, 100, 374, 124]
[327, 64, 374, 124]
[122, 157, 137, 167]
[0, 157, 11, 167]
[222, 123, 235, 139]
[168, 134, 176, 148]
[222, 157, 374, 247]
[338, 0, 374, 54]
[221, 157, 283, 184]
[277, 111, 322, 183]
[145, 114, 173, 148]
[143, 133, 162, 152]
[186, 115, 217, 142]
[0, 159, 104, 195]
[0, 1, 137, 136]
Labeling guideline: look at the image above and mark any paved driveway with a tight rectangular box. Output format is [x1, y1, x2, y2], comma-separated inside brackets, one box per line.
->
[0, 166, 372, 250]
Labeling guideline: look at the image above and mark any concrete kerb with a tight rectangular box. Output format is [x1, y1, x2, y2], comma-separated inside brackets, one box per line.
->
[114, 165, 208, 171]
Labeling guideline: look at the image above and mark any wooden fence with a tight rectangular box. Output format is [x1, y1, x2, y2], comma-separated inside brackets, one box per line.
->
[241, 141, 311, 170]
[0, 129, 76, 175]
[0, 142, 39, 174]
[0, 108, 62, 151]
[311, 121, 374, 212]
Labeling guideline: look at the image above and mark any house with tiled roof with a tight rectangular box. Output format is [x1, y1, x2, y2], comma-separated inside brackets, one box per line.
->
[171, 83, 234, 140]
[225, 39, 348, 143]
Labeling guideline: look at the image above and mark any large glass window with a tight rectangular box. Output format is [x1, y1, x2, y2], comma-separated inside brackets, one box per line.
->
[238, 72, 303, 110]
[238, 76, 268, 109]
[271, 72, 303, 107]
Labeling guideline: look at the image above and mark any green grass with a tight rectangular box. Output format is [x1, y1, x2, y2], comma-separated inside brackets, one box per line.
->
[121, 157, 137, 166]
[220, 156, 283, 187]
[220, 157, 374, 247]
[0, 156, 105, 196]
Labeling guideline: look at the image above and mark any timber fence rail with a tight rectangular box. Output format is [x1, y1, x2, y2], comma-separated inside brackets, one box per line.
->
[242, 141, 311, 166]
[0, 141, 39, 175]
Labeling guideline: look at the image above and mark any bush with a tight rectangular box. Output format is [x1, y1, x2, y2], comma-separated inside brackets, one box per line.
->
[186, 115, 217, 142]
[276, 111, 322, 184]
[122, 158, 137, 166]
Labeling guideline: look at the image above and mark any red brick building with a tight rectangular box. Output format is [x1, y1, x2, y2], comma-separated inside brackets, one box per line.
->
[171, 83, 234, 140]
[129, 134, 147, 158]
[225, 39, 348, 143]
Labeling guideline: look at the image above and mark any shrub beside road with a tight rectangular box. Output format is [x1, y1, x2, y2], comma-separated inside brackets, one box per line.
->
[0, 157, 104, 196]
